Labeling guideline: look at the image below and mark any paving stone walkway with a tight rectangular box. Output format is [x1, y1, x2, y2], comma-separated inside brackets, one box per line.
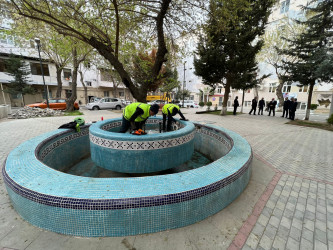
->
[0, 108, 332, 250]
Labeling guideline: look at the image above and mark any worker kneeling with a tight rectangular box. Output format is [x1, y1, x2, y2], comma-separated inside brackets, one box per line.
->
[119, 102, 160, 133]
[162, 104, 188, 132]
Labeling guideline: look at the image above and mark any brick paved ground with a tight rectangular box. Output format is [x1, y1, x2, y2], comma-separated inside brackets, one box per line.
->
[0, 108, 332, 250]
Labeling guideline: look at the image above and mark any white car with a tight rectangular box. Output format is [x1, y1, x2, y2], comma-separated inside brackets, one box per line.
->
[86, 97, 124, 110]
[179, 100, 199, 108]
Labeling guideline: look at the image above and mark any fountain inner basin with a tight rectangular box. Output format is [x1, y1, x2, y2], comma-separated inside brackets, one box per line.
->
[89, 118, 196, 173]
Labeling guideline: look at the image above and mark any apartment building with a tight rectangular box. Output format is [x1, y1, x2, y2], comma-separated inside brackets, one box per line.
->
[0, 8, 132, 107]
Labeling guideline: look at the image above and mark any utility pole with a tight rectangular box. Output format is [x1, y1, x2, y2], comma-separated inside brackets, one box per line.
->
[183, 61, 186, 107]
[35, 38, 49, 108]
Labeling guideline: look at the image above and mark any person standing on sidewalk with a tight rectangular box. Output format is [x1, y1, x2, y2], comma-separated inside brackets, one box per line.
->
[233, 96, 239, 115]
[268, 98, 277, 116]
[282, 97, 290, 118]
[258, 97, 265, 115]
[249, 97, 258, 115]
[289, 97, 298, 120]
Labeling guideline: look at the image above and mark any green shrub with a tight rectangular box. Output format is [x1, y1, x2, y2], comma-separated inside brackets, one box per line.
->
[327, 114, 333, 125]
[199, 101, 205, 107]
[310, 104, 318, 110]
[206, 101, 212, 111]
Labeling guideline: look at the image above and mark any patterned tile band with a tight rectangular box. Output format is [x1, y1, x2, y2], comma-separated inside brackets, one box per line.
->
[2, 154, 251, 210]
[89, 131, 195, 150]
[37, 128, 89, 161]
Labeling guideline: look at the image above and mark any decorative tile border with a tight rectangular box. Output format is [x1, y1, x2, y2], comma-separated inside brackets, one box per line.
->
[38, 128, 89, 161]
[195, 125, 232, 150]
[89, 131, 195, 150]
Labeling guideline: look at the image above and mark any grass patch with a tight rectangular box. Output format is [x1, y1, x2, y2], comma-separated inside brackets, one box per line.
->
[63, 110, 84, 116]
[287, 119, 333, 132]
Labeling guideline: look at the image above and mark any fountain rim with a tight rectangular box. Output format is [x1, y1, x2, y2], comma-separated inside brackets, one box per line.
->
[3, 122, 252, 199]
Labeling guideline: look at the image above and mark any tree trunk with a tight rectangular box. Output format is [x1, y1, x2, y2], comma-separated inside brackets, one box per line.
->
[220, 78, 231, 116]
[56, 66, 63, 98]
[241, 89, 245, 113]
[22, 94, 25, 106]
[110, 74, 118, 98]
[276, 77, 284, 111]
[305, 83, 314, 120]
[79, 70, 88, 104]
[66, 48, 78, 112]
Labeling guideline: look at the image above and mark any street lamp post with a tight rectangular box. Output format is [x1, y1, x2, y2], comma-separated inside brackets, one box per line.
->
[35, 38, 49, 108]
[183, 61, 186, 107]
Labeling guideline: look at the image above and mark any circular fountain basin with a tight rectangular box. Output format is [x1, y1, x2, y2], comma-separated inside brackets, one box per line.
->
[89, 118, 195, 173]
[2, 120, 252, 237]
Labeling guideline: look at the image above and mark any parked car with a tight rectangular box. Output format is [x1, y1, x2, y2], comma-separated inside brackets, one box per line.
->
[27, 99, 79, 110]
[179, 100, 199, 108]
[86, 97, 124, 110]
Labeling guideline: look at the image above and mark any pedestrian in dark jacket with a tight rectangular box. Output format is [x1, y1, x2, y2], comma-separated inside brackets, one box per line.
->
[289, 98, 298, 120]
[249, 97, 258, 115]
[258, 98, 265, 115]
[233, 96, 239, 115]
[268, 98, 277, 116]
[282, 97, 290, 118]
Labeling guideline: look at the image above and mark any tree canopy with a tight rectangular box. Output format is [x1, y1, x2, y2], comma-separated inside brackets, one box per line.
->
[279, 0, 333, 120]
[5, 0, 205, 102]
[194, 0, 274, 115]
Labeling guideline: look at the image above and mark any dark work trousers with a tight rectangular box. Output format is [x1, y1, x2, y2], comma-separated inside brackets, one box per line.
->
[233, 106, 238, 115]
[289, 111, 295, 120]
[249, 107, 256, 115]
[258, 107, 264, 115]
[119, 117, 143, 133]
[282, 108, 289, 118]
[268, 108, 275, 116]
[163, 114, 175, 131]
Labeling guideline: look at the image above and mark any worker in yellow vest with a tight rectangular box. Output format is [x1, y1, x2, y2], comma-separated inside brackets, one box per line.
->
[119, 102, 160, 133]
[162, 104, 188, 132]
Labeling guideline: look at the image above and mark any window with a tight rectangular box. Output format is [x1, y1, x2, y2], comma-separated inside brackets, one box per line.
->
[104, 91, 109, 97]
[63, 68, 71, 80]
[119, 92, 124, 97]
[217, 87, 222, 94]
[280, 0, 290, 14]
[30, 62, 50, 76]
[86, 81, 92, 87]
[100, 69, 112, 81]
[0, 32, 14, 45]
[0, 59, 8, 72]
[282, 83, 291, 93]
[269, 83, 277, 93]
[299, 85, 308, 92]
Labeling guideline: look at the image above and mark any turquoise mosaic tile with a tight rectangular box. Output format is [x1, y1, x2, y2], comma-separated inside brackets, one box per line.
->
[3, 121, 252, 237]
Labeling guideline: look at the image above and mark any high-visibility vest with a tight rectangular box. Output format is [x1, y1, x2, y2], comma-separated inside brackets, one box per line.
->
[162, 104, 180, 115]
[123, 102, 151, 122]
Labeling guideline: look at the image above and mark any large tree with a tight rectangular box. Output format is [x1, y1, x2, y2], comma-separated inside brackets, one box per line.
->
[8, 19, 72, 98]
[5, 54, 35, 106]
[257, 20, 304, 107]
[194, 0, 274, 115]
[6, 0, 204, 102]
[279, 0, 333, 120]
